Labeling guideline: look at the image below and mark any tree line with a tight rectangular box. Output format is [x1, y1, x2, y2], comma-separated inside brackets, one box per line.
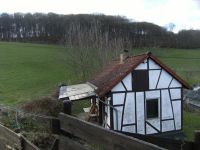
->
[0, 12, 200, 49]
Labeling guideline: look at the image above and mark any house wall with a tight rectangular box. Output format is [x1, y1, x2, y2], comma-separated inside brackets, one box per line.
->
[106, 58, 182, 135]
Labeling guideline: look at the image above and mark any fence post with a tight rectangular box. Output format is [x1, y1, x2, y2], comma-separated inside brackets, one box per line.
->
[63, 100, 72, 115]
[194, 130, 200, 150]
[51, 118, 60, 134]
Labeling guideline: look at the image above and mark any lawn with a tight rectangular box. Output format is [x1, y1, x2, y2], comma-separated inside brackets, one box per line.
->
[0, 42, 77, 105]
[184, 111, 200, 141]
[1, 42, 200, 105]
[0, 42, 200, 140]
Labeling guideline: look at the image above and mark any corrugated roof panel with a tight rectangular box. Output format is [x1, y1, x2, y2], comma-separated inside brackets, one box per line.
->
[59, 83, 96, 100]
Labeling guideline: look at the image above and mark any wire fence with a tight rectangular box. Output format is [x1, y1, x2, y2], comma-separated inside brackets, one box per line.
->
[0, 104, 57, 149]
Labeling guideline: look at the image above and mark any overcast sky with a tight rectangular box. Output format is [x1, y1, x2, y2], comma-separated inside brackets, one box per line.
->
[0, 0, 199, 32]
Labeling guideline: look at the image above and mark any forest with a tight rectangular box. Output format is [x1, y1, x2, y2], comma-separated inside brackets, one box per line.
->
[0, 12, 200, 49]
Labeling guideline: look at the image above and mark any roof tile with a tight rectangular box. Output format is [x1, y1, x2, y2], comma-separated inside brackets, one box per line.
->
[90, 52, 191, 97]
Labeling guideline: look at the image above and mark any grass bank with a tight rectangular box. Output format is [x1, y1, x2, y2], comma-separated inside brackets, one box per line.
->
[1, 42, 200, 104]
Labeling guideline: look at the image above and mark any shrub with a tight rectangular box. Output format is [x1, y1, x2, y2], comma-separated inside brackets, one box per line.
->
[21, 97, 62, 117]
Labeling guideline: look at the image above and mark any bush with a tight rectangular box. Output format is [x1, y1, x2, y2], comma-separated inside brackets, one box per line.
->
[21, 97, 62, 117]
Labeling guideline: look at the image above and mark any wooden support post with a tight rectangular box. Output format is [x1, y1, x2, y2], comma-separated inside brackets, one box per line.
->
[99, 100, 103, 125]
[63, 100, 72, 115]
[51, 118, 61, 134]
[92, 97, 96, 104]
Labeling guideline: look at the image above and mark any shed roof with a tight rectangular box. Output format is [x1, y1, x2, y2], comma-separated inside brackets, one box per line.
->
[59, 83, 96, 101]
[89, 52, 191, 97]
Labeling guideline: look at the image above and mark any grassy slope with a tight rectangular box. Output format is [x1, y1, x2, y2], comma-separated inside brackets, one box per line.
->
[0, 42, 76, 105]
[0, 42, 200, 140]
[184, 111, 200, 141]
[1, 43, 200, 105]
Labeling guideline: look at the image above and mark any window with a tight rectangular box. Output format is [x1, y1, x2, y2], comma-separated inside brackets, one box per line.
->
[146, 99, 159, 119]
[132, 70, 149, 91]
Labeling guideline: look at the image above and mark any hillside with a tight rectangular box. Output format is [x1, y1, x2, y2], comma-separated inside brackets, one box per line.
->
[0, 13, 200, 49]
[0, 42, 74, 105]
[0, 42, 200, 105]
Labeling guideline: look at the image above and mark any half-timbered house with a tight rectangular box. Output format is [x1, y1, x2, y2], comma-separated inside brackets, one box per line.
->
[59, 52, 191, 135]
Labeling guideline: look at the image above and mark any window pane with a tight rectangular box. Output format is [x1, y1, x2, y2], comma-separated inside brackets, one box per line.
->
[132, 70, 149, 91]
[146, 99, 158, 119]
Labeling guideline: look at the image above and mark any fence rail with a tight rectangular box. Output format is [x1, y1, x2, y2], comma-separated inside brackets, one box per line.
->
[0, 123, 22, 149]
[59, 112, 165, 150]
[0, 123, 39, 150]
[126, 132, 200, 150]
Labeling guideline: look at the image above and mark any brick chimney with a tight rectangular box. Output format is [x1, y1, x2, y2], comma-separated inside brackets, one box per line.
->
[119, 49, 129, 64]
[120, 53, 124, 64]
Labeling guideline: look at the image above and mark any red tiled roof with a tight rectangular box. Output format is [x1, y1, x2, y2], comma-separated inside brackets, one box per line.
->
[89, 52, 191, 97]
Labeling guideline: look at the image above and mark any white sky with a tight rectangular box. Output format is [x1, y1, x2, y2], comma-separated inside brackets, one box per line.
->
[0, 0, 200, 32]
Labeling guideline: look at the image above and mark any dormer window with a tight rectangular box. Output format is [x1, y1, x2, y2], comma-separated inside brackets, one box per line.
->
[132, 70, 149, 91]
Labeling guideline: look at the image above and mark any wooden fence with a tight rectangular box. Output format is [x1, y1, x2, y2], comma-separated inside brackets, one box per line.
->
[0, 123, 22, 149]
[125, 132, 200, 150]
[0, 123, 39, 150]
[1, 110, 199, 150]
[58, 113, 165, 150]
[185, 102, 200, 114]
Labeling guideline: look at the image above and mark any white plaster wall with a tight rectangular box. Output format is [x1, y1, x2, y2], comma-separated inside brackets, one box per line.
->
[112, 93, 125, 105]
[122, 125, 136, 133]
[136, 92, 145, 134]
[161, 90, 173, 119]
[135, 60, 147, 70]
[146, 90, 160, 99]
[145, 91, 160, 134]
[149, 70, 161, 89]
[113, 106, 123, 130]
[170, 88, 181, 99]
[157, 70, 173, 89]
[149, 59, 161, 69]
[123, 92, 135, 124]
[112, 82, 126, 92]
[172, 100, 182, 130]
[146, 124, 158, 134]
[162, 120, 174, 132]
[170, 79, 182, 88]
[109, 56, 183, 134]
[147, 118, 160, 132]
[122, 73, 132, 90]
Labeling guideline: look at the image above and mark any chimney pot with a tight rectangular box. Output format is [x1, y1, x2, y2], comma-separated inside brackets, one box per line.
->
[120, 53, 124, 64]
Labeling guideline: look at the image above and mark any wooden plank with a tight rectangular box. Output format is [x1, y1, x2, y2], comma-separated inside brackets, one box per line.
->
[0, 123, 22, 149]
[21, 135, 40, 150]
[127, 132, 194, 150]
[59, 113, 165, 150]
[49, 138, 59, 150]
[51, 118, 61, 134]
[59, 135, 91, 150]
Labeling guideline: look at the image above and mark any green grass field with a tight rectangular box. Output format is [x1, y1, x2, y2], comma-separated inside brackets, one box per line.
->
[183, 111, 200, 141]
[1, 42, 200, 105]
[0, 42, 77, 105]
[0, 41, 200, 140]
